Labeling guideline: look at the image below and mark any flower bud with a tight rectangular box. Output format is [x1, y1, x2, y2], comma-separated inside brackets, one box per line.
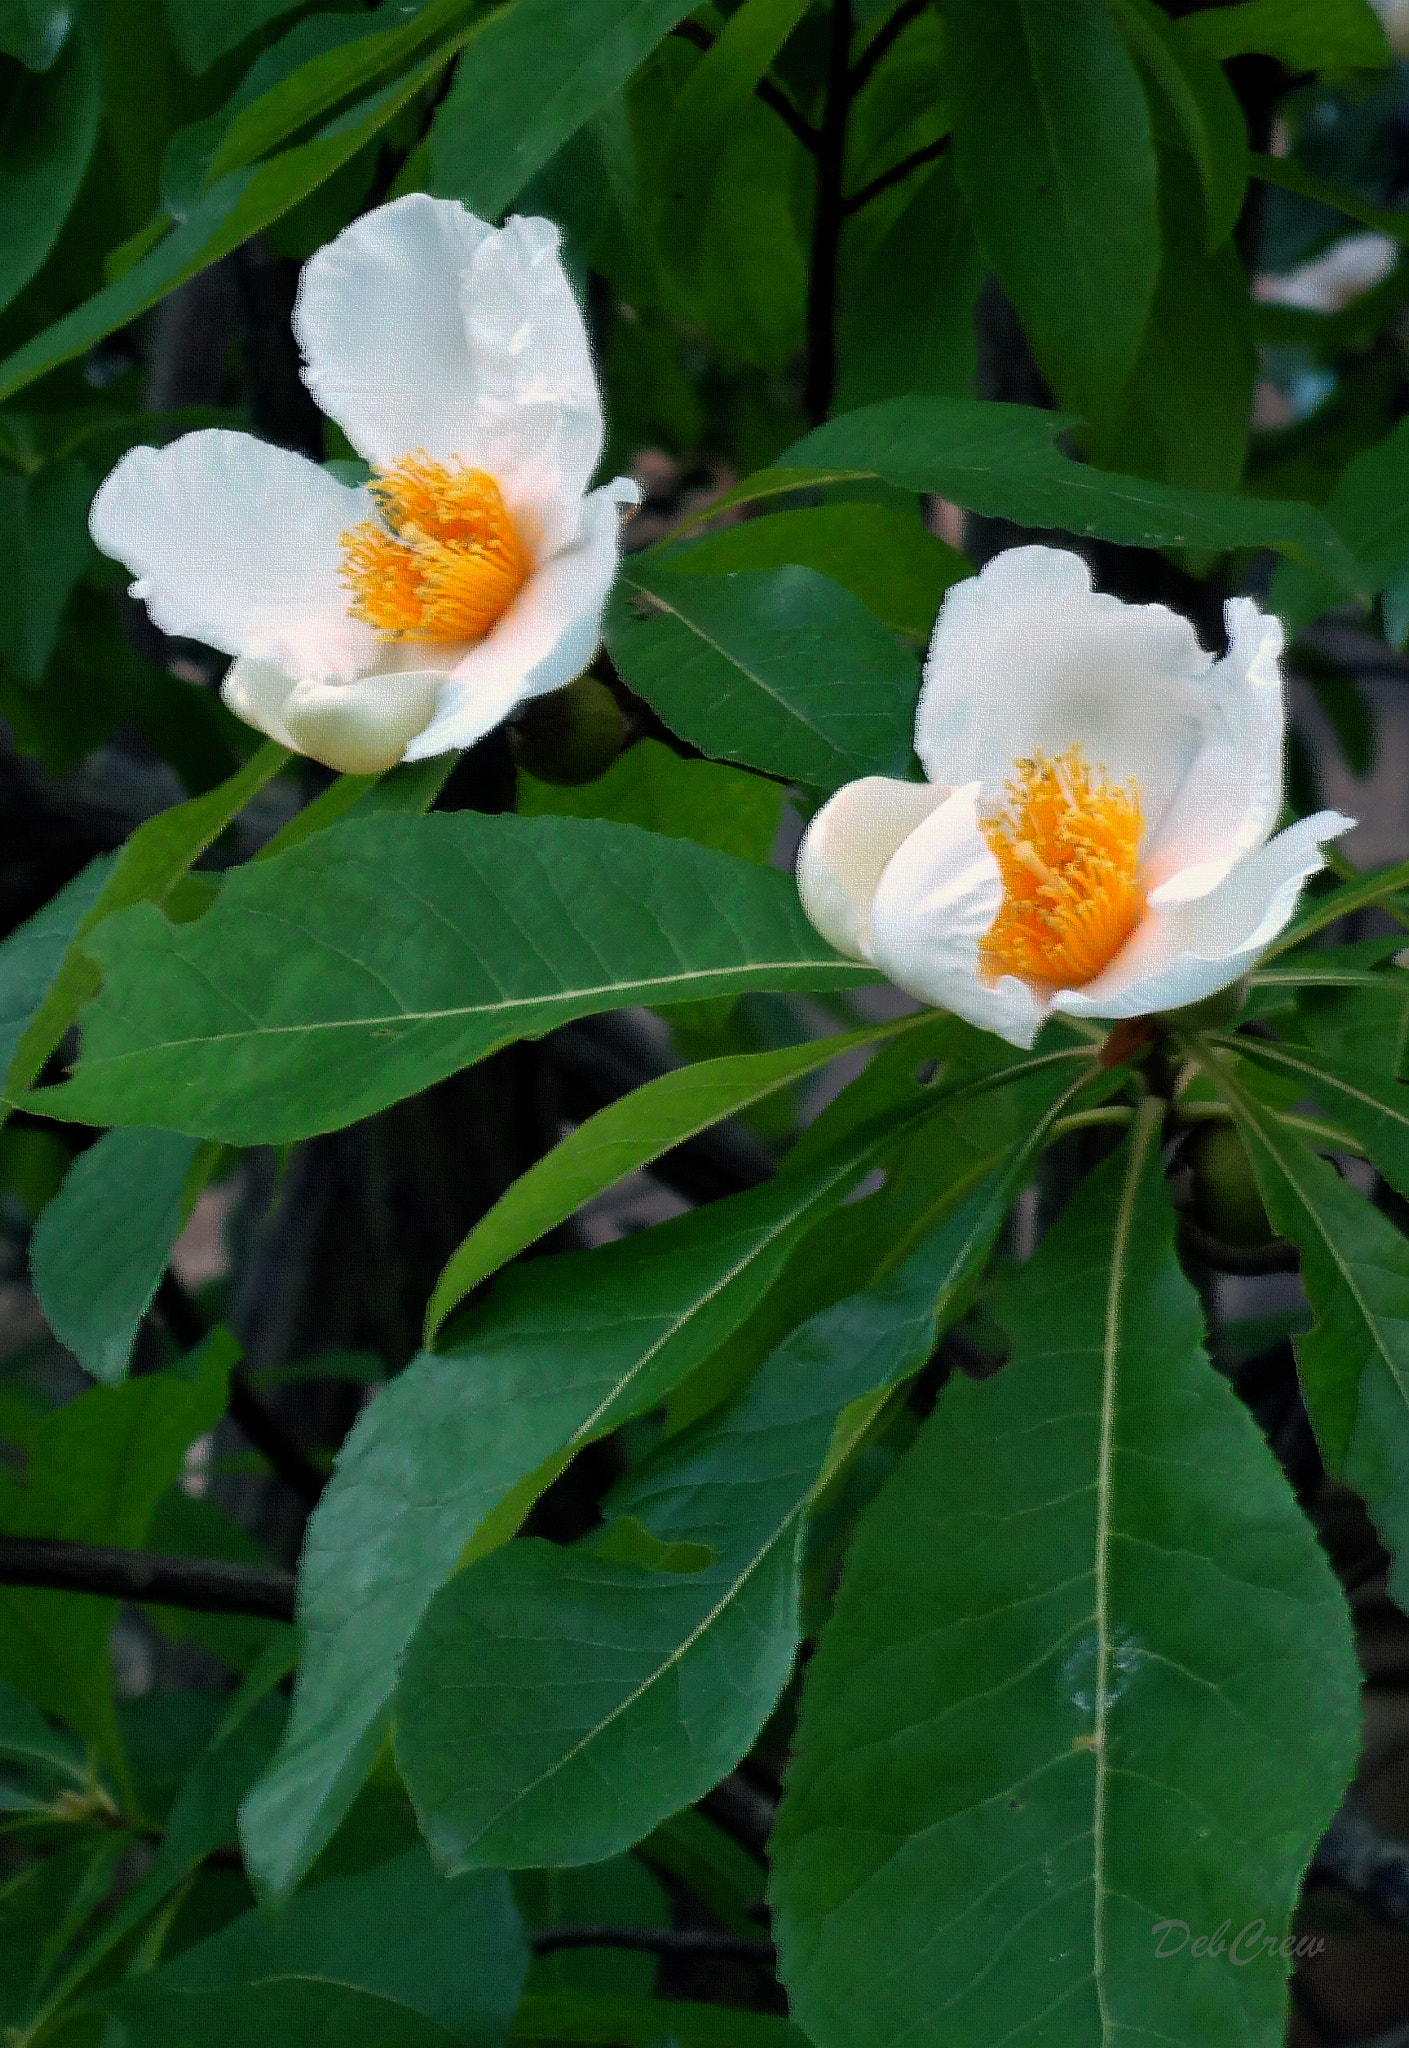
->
[514, 673, 628, 786]
[1187, 1124, 1274, 1248]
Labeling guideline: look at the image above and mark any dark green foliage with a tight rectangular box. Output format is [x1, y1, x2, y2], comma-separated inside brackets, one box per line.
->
[1, 7, 1407, 2047]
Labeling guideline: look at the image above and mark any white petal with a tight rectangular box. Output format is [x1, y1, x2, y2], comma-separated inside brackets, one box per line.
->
[1143, 598, 1285, 903]
[280, 670, 446, 776]
[294, 197, 603, 509]
[294, 194, 497, 468]
[221, 657, 298, 748]
[914, 546, 1217, 838]
[868, 784, 1044, 1049]
[1053, 810, 1356, 1022]
[90, 430, 376, 680]
[402, 480, 635, 760]
[796, 777, 952, 961]
[459, 214, 604, 509]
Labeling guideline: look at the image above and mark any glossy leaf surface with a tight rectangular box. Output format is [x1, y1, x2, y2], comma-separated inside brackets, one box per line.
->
[609, 563, 919, 790]
[103, 1850, 525, 2048]
[770, 1109, 1359, 2048]
[395, 1156, 1049, 1872]
[29, 1126, 204, 1385]
[765, 399, 1361, 583]
[424, 1018, 911, 1338]
[35, 813, 874, 1144]
[242, 1136, 907, 1899]
[945, 0, 1158, 425]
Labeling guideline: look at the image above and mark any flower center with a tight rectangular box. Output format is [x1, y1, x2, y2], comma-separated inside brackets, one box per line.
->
[339, 453, 527, 644]
[979, 744, 1144, 988]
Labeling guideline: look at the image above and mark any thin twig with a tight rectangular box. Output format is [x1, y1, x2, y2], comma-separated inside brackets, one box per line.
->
[530, 1926, 775, 1965]
[802, 0, 854, 424]
[0, 1536, 295, 1622]
[669, 21, 819, 153]
[843, 133, 950, 216]
[848, 0, 929, 96]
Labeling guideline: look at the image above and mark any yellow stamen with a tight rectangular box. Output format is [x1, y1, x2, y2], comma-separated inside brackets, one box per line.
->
[980, 745, 1143, 988]
[339, 453, 526, 644]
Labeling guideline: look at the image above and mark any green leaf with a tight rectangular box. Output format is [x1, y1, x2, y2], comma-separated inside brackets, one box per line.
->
[0, 25, 101, 316]
[0, 0, 69, 69]
[607, 565, 919, 790]
[0, 854, 112, 1088]
[203, 0, 477, 185]
[1182, 0, 1389, 69]
[393, 1154, 1050, 1873]
[1, 740, 290, 1121]
[517, 739, 782, 863]
[430, 0, 703, 221]
[0, 43, 458, 405]
[1213, 1033, 1409, 1197]
[0, 1674, 85, 1786]
[1263, 857, 1409, 956]
[165, 0, 312, 74]
[1095, 141, 1255, 495]
[511, 1993, 808, 2047]
[835, 159, 986, 412]
[34, 814, 875, 1145]
[770, 1103, 1360, 2048]
[1249, 149, 1409, 242]
[638, 1808, 764, 1937]
[19, 1699, 287, 2031]
[0, 1331, 236, 1796]
[1270, 416, 1409, 632]
[758, 397, 1362, 587]
[29, 1129, 206, 1386]
[252, 751, 459, 865]
[0, 1840, 126, 2029]
[0, 459, 96, 680]
[1110, 0, 1247, 250]
[161, 12, 388, 220]
[241, 1135, 912, 1899]
[653, 0, 813, 288]
[102, 1850, 526, 2048]
[647, 79, 809, 372]
[657, 504, 970, 641]
[424, 1018, 914, 1339]
[1198, 1058, 1409, 1614]
[943, 0, 1158, 425]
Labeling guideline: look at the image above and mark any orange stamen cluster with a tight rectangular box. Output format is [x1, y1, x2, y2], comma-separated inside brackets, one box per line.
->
[979, 745, 1144, 989]
[339, 453, 526, 644]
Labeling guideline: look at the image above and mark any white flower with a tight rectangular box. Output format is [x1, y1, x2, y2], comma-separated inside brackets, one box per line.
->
[796, 546, 1355, 1051]
[89, 195, 640, 776]
[1256, 231, 1397, 314]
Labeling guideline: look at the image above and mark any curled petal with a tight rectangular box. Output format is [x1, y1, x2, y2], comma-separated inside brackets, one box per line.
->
[221, 657, 299, 749]
[403, 479, 638, 760]
[460, 214, 603, 510]
[295, 196, 602, 516]
[867, 785, 1042, 1048]
[294, 194, 496, 468]
[914, 547, 1214, 831]
[796, 777, 953, 961]
[1054, 810, 1356, 1022]
[1143, 598, 1286, 903]
[90, 431, 375, 681]
[221, 658, 447, 774]
[281, 671, 446, 776]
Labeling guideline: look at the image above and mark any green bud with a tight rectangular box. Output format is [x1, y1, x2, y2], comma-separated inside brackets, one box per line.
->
[514, 674, 627, 786]
[1158, 976, 1251, 1033]
[1187, 1123, 1274, 1248]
